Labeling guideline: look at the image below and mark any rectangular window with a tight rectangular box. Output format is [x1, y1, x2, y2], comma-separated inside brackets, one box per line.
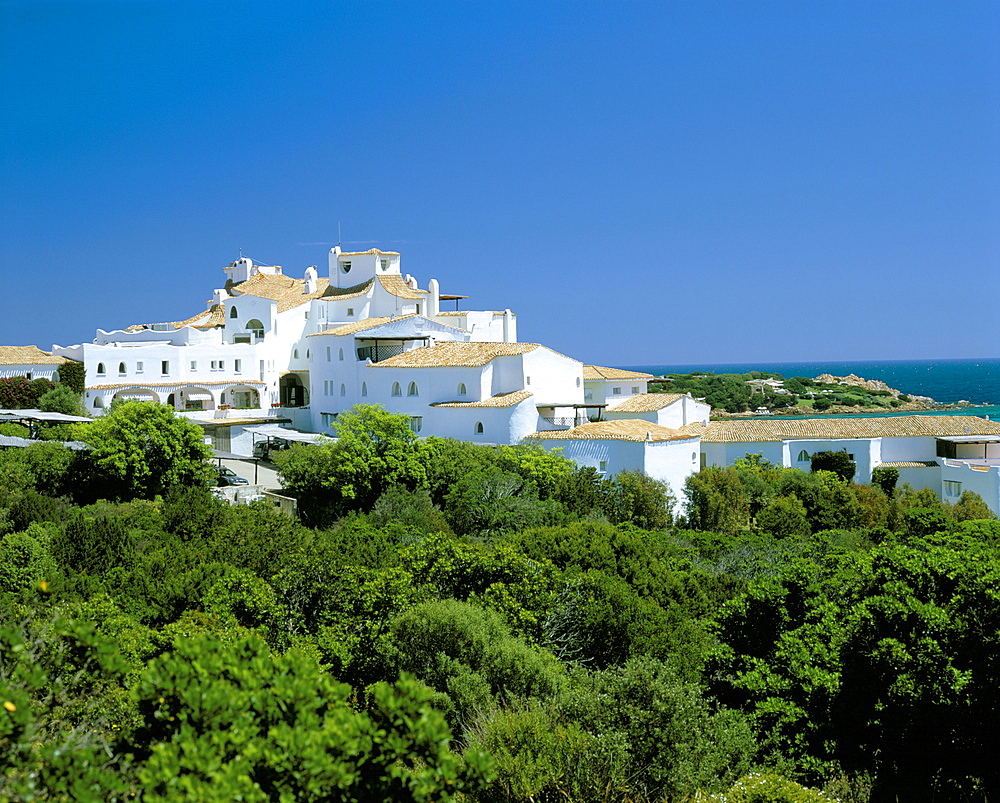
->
[219, 360, 224, 371]
[380, 259, 389, 271]
[191, 361, 197, 371]
[347, 308, 354, 317]
[409, 417, 423, 434]
[326, 347, 331, 362]
[599, 460, 608, 473]
[234, 359, 241, 373]
[612, 387, 622, 395]
[632, 386, 640, 394]
[136, 361, 143, 373]
[161, 360, 169, 375]
[944, 480, 962, 497]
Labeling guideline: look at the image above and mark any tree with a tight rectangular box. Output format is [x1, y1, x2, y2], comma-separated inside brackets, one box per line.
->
[870, 466, 899, 497]
[601, 470, 675, 530]
[131, 632, 494, 802]
[73, 401, 214, 501]
[56, 360, 86, 394]
[37, 383, 86, 417]
[810, 451, 856, 483]
[275, 404, 428, 523]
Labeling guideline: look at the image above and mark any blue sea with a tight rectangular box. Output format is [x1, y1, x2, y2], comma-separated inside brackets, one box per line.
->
[625, 358, 1000, 418]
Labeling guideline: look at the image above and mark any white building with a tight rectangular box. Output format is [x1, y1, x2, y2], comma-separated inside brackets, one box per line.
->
[527, 420, 702, 501]
[0, 346, 73, 381]
[684, 415, 1000, 515]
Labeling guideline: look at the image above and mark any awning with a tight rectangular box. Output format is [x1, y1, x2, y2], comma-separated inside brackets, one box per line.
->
[117, 393, 157, 400]
[0, 409, 92, 423]
[250, 424, 325, 444]
[186, 392, 214, 401]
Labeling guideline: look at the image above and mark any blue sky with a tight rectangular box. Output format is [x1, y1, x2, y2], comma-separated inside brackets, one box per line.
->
[2, 1, 998, 366]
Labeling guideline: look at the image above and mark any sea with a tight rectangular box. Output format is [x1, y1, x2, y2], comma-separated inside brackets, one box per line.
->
[624, 357, 1000, 420]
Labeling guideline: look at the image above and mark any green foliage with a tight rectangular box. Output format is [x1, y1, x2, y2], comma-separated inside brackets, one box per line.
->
[74, 400, 214, 501]
[0, 377, 55, 409]
[275, 404, 429, 524]
[870, 466, 899, 497]
[132, 631, 493, 802]
[809, 451, 856, 483]
[56, 359, 86, 394]
[389, 599, 566, 728]
[0, 607, 133, 802]
[684, 466, 751, 533]
[703, 772, 839, 802]
[443, 467, 563, 538]
[0, 528, 57, 596]
[601, 469, 674, 529]
[756, 496, 811, 539]
[37, 383, 86, 417]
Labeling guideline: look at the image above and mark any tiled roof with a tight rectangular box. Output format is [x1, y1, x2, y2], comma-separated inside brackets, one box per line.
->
[231, 274, 374, 312]
[527, 419, 697, 443]
[313, 314, 470, 338]
[0, 346, 70, 366]
[338, 248, 401, 256]
[681, 415, 1000, 443]
[877, 461, 939, 468]
[378, 274, 428, 300]
[430, 390, 533, 408]
[606, 393, 689, 412]
[370, 342, 540, 368]
[317, 315, 413, 337]
[89, 380, 266, 390]
[583, 365, 655, 381]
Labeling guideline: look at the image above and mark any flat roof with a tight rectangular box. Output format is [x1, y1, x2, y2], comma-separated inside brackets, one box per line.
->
[937, 435, 1000, 443]
[0, 409, 93, 423]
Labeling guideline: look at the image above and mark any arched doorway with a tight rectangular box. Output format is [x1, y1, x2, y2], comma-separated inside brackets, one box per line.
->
[279, 374, 308, 407]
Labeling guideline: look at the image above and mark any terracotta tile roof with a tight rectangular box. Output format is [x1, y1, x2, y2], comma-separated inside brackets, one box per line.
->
[312, 314, 470, 338]
[378, 274, 428, 300]
[877, 461, 939, 468]
[430, 390, 533, 408]
[527, 419, 697, 443]
[89, 380, 266, 390]
[606, 393, 689, 412]
[370, 342, 540, 368]
[680, 415, 1000, 443]
[0, 346, 70, 366]
[338, 248, 401, 256]
[315, 315, 411, 337]
[231, 274, 374, 312]
[583, 365, 655, 381]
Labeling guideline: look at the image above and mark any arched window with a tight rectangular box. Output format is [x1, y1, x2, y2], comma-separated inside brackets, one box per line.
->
[576, 377, 581, 387]
[361, 382, 368, 397]
[392, 382, 402, 396]
[230, 307, 238, 318]
[97, 362, 106, 375]
[458, 383, 467, 396]
[408, 382, 418, 396]
[293, 349, 299, 359]
[306, 349, 310, 359]
[247, 318, 265, 338]
[93, 396, 104, 409]
[475, 422, 484, 434]
[797, 450, 810, 462]
[340, 384, 346, 397]
[339, 348, 344, 361]
[118, 362, 126, 374]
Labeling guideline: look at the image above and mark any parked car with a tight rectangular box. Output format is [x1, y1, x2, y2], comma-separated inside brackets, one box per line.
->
[215, 466, 249, 487]
[253, 438, 290, 460]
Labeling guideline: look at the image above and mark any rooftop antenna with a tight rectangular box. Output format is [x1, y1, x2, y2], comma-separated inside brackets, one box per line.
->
[338, 222, 342, 249]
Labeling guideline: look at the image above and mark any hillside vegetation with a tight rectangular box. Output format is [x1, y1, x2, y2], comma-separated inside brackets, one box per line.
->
[1, 403, 996, 802]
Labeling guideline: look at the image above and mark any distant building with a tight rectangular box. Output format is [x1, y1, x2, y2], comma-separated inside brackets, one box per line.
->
[0, 345, 72, 382]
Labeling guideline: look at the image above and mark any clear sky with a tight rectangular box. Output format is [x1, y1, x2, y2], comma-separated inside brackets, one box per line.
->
[2, 1, 998, 366]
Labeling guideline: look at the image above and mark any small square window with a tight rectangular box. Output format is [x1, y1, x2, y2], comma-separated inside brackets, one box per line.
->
[136, 361, 143, 373]
[612, 387, 622, 395]
[347, 307, 354, 317]
[191, 361, 197, 370]
[599, 460, 608, 473]
[632, 386, 640, 394]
